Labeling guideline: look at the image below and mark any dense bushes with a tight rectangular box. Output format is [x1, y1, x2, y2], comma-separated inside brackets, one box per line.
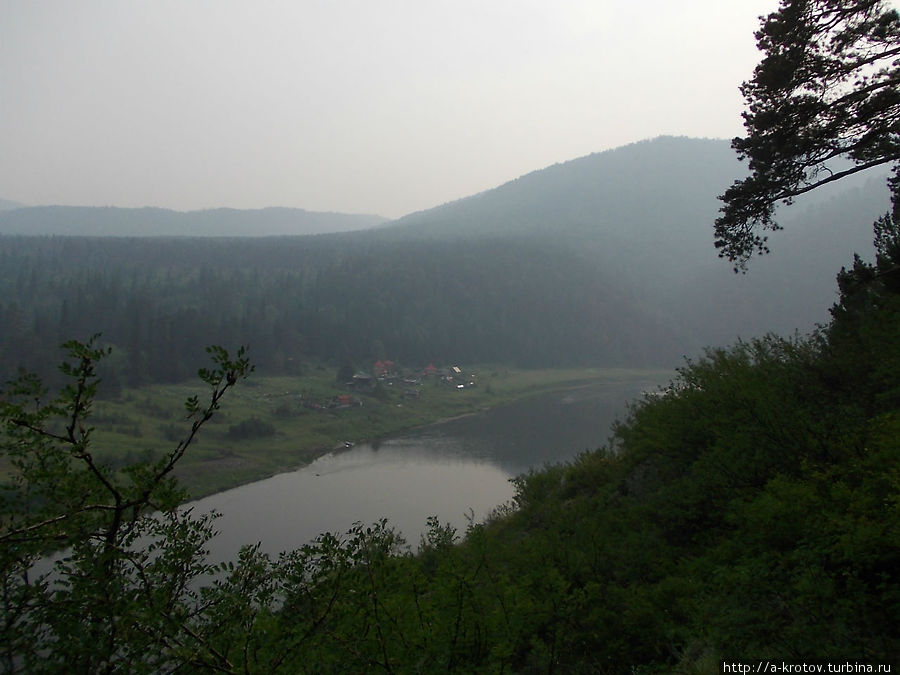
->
[3, 209, 898, 671]
[3, 226, 897, 671]
[252, 218, 899, 669]
[155, 218, 895, 671]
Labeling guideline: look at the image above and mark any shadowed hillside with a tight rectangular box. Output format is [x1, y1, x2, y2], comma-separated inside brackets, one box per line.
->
[382, 136, 889, 347]
[0, 137, 890, 384]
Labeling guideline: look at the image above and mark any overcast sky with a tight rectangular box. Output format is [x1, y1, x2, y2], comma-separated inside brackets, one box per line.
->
[2, 1, 779, 219]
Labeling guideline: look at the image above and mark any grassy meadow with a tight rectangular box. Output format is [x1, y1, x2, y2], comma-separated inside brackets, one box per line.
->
[84, 365, 673, 498]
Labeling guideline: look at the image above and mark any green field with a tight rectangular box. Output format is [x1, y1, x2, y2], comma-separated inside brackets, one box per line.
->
[76, 365, 672, 498]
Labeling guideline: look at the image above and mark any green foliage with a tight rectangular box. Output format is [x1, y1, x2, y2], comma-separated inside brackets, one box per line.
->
[227, 416, 276, 440]
[335, 362, 355, 383]
[1, 7, 896, 671]
[715, 0, 900, 269]
[1, 231, 898, 670]
[0, 235, 679, 387]
[253, 229, 895, 670]
[0, 338, 255, 672]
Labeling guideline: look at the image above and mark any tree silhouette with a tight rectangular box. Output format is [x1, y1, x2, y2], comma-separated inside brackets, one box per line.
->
[716, 0, 900, 270]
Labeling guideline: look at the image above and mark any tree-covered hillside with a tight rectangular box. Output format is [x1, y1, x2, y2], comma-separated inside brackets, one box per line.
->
[387, 136, 890, 342]
[3, 200, 896, 673]
[0, 234, 675, 387]
[2, 0, 896, 670]
[0, 138, 889, 387]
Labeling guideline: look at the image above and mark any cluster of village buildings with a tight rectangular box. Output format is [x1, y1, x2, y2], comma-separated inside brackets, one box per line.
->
[351, 360, 473, 392]
[304, 361, 475, 411]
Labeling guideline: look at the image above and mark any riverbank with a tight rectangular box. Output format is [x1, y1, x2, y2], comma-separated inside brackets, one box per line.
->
[86, 366, 673, 498]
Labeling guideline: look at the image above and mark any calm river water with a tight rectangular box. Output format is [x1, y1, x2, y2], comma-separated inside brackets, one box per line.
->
[190, 375, 666, 560]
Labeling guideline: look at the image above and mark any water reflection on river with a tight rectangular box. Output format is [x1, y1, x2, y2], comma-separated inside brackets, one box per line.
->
[192, 443, 513, 562]
[191, 376, 665, 561]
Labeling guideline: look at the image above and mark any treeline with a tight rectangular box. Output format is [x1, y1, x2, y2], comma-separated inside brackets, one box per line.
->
[1, 137, 889, 390]
[3, 210, 896, 672]
[0, 233, 676, 388]
[239, 217, 897, 669]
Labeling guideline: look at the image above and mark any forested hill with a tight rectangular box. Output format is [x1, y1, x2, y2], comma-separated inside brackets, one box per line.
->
[384, 135, 889, 344]
[0, 205, 387, 236]
[386, 135, 884, 242]
[0, 137, 890, 386]
[387, 136, 740, 240]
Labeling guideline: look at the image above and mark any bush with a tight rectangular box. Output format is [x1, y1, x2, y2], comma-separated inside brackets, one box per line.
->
[226, 416, 276, 440]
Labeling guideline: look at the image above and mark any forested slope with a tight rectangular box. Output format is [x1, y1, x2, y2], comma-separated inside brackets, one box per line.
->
[0, 235, 673, 386]
[4, 0, 897, 667]
[386, 136, 890, 344]
[4, 194, 895, 673]
[0, 137, 890, 387]
[227, 215, 900, 670]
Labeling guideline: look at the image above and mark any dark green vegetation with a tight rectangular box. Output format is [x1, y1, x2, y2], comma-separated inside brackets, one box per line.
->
[82, 366, 660, 498]
[2, 1, 898, 668]
[1, 219, 896, 671]
[1, 342, 255, 673]
[0, 137, 889, 388]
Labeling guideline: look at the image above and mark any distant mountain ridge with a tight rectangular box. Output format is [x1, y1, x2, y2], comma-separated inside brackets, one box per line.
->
[385, 135, 883, 241]
[0, 205, 388, 236]
[386, 136, 737, 239]
[0, 136, 893, 380]
[376, 135, 891, 347]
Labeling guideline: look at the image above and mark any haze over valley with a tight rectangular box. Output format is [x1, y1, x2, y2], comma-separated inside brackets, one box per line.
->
[4, 0, 899, 667]
[0, 205, 387, 237]
[0, 136, 888, 387]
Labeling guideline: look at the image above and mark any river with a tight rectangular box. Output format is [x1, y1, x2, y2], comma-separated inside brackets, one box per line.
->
[189, 374, 666, 561]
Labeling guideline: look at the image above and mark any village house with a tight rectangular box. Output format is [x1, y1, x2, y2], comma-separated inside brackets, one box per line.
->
[349, 372, 376, 393]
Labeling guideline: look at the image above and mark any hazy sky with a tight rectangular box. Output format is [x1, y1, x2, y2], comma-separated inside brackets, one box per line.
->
[2, 0, 779, 218]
